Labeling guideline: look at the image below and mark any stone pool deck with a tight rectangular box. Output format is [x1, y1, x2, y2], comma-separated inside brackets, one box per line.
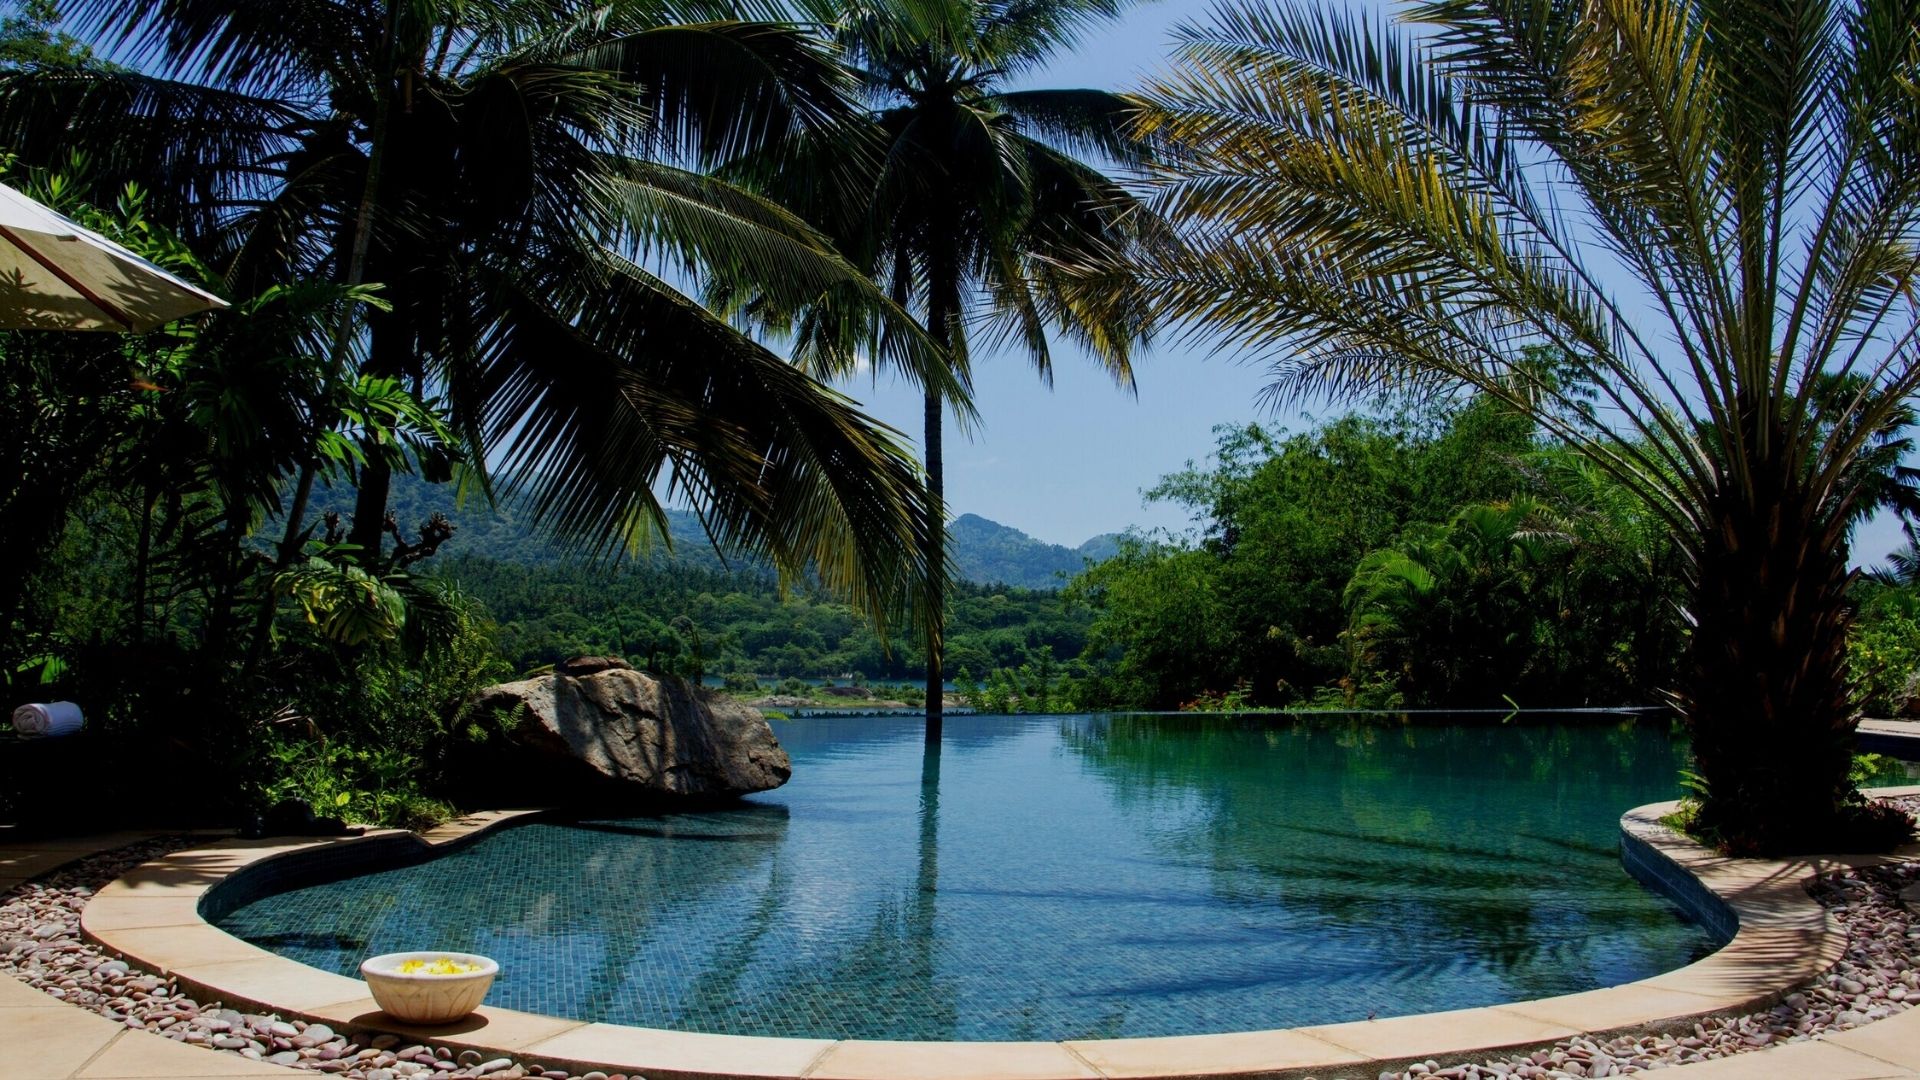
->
[1, 791, 1918, 1080]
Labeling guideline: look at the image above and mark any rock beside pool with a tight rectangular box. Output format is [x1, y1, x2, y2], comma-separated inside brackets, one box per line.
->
[468, 668, 791, 801]
[554, 655, 632, 676]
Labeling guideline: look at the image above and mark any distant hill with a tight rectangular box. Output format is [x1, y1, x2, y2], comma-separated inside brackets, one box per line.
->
[1076, 532, 1122, 563]
[948, 514, 1116, 590]
[316, 477, 1116, 588]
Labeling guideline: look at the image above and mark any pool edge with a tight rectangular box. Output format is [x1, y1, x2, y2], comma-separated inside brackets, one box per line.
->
[78, 789, 1920, 1080]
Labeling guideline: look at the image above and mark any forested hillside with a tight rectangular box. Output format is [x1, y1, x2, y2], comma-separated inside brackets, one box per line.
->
[308, 477, 1085, 680]
[948, 514, 1118, 588]
[437, 554, 1088, 681]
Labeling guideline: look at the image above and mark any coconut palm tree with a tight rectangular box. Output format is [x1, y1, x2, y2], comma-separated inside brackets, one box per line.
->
[0, 0, 961, 619]
[726, 0, 1162, 737]
[1092, 0, 1920, 850]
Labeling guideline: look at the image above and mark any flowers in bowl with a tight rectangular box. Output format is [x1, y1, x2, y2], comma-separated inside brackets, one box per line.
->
[394, 957, 486, 976]
[360, 951, 499, 1024]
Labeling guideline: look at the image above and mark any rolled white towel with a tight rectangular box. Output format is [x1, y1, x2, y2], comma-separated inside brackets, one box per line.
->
[11, 701, 83, 737]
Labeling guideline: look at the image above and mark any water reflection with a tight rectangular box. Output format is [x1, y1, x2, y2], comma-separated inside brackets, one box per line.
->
[220, 713, 1714, 1040]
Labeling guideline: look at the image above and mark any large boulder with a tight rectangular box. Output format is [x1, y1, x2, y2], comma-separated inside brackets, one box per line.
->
[467, 666, 790, 802]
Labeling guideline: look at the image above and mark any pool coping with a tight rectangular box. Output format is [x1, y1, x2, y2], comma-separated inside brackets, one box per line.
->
[75, 788, 1920, 1080]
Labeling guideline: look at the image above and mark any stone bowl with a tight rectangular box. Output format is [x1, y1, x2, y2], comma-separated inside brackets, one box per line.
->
[359, 951, 498, 1024]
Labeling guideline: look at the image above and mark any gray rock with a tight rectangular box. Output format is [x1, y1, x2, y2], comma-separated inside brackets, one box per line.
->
[556, 655, 633, 676]
[469, 669, 790, 799]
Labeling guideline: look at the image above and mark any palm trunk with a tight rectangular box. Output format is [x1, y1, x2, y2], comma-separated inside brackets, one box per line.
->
[1679, 475, 1859, 854]
[249, 5, 398, 666]
[921, 253, 960, 744]
[347, 431, 395, 559]
[923, 383, 945, 742]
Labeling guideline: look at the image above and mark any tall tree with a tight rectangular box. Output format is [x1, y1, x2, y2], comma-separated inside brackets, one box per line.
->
[0, 0, 960, 619]
[1088, 0, 1920, 850]
[731, 0, 1161, 738]
[0, 0, 93, 68]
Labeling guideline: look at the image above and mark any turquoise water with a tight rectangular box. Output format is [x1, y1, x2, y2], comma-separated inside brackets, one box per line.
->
[217, 713, 1717, 1040]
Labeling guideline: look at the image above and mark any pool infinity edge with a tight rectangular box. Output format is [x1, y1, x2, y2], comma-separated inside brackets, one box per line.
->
[78, 789, 1920, 1080]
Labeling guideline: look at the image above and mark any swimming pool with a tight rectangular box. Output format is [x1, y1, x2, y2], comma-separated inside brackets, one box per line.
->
[216, 712, 1718, 1041]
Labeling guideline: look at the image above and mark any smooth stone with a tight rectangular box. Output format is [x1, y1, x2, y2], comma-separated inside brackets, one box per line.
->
[467, 668, 789, 798]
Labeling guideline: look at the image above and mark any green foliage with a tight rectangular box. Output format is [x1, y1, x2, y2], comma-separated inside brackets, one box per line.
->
[0, 173, 510, 831]
[1849, 580, 1920, 717]
[1344, 499, 1563, 706]
[438, 553, 1088, 683]
[258, 738, 455, 833]
[251, 578, 512, 828]
[1068, 394, 1683, 709]
[0, 0, 91, 69]
[961, 654, 1107, 714]
[1179, 682, 1256, 713]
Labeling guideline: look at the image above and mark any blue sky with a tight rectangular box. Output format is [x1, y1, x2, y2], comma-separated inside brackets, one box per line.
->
[830, 1, 1914, 567]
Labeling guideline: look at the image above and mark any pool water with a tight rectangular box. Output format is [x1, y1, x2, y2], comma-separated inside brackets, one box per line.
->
[218, 713, 1718, 1041]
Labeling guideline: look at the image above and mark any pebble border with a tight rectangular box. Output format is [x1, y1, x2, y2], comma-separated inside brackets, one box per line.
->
[2, 793, 1916, 1080]
[1, 836, 625, 1080]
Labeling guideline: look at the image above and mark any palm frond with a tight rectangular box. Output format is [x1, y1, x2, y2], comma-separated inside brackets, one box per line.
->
[988, 86, 1158, 165]
[466, 238, 937, 629]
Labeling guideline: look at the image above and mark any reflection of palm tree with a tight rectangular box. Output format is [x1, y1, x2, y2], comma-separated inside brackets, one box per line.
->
[916, 735, 941, 928]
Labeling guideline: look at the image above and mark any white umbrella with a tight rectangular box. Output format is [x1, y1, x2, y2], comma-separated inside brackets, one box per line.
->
[0, 180, 227, 332]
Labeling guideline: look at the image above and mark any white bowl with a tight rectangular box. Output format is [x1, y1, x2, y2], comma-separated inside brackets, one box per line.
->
[359, 951, 498, 1024]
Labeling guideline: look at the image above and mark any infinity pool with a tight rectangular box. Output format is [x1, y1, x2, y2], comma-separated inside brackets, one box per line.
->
[217, 713, 1717, 1040]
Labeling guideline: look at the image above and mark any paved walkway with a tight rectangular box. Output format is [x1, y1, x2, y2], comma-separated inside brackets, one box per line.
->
[3, 815, 1919, 1080]
[1, 830, 303, 1080]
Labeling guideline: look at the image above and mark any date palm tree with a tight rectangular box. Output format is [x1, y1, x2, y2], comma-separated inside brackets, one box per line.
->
[1095, 0, 1920, 850]
[729, 0, 1163, 737]
[0, 0, 960, 619]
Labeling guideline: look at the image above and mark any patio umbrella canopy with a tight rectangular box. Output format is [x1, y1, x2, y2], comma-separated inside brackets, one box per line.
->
[0, 180, 225, 332]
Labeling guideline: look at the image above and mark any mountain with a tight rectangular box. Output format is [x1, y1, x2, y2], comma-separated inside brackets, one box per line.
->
[947, 514, 1115, 590]
[315, 477, 1115, 588]
[1076, 533, 1122, 563]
